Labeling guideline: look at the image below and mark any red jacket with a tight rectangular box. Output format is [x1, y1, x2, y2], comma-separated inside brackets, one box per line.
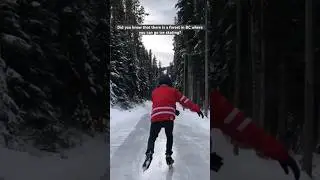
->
[151, 85, 200, 122]
[210, 89, 289, 161]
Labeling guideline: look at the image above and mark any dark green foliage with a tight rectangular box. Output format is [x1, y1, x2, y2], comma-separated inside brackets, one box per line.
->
[172, 0, 320, 153]
[110, 0, 160, 107]
[0, 0, 107, 152]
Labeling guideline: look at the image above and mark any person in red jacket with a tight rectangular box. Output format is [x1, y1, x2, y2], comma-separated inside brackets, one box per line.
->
[142, 75, 204, 170]
[210, 89, 300, 180]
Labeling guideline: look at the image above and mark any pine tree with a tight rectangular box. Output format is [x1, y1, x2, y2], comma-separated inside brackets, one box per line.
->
[0, 0, 109, 151]
[110, 0, 158, 105]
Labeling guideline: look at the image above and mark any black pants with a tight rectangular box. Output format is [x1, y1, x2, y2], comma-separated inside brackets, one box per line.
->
[146, 121, 174, 156]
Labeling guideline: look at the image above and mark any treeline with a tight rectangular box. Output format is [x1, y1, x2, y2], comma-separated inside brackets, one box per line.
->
[0, 0, 108, 151]
[171, 0, 320, 175]
[110, 0, 163, 108]
[172, 0, 207, 107]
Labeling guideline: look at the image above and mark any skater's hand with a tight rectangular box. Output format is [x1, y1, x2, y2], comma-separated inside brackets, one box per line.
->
[175, 110, 180, 116]
[211, 152, 223, 172]
[197, 111, 204, 118]
[279, 156, 300, 180]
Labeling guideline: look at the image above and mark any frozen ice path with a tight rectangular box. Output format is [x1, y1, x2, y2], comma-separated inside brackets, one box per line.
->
[110, 113, 210, 180]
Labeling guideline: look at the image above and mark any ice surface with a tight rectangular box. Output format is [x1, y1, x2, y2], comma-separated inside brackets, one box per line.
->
[111, 102, 320, 180]
[110, 102, 210, 180]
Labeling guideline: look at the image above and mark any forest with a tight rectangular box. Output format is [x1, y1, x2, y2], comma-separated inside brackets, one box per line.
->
[0, 0, 107, 152]
[111, 0, 320, 177]
[110, 0, 165, 109]
[170, 0, 319, 176]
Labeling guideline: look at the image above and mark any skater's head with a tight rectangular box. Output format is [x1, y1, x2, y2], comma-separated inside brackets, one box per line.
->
[158, 75, 173, 87]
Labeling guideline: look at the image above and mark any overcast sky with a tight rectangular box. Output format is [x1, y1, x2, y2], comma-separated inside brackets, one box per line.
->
[140, 0, 177, 67]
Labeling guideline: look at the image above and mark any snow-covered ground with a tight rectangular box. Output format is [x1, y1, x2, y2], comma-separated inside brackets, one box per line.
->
[0, 134, 108, 180]
[111, 102, 320, 180]
[212, 128, 313, 180]
[110, 101, 210, 180]
[0, 101, 317, 180]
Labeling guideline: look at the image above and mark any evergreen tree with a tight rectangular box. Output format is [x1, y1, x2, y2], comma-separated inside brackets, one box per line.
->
[0, 0, 109, 151]
[110, 0, 159, 106]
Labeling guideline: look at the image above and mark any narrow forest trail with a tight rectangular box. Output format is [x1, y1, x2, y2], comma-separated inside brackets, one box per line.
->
[110, 103, 210, 180]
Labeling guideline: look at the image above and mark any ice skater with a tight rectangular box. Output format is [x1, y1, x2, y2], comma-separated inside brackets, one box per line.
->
[142, 75, 204, 170]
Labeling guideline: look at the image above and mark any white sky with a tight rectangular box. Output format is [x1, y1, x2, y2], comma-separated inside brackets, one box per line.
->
[140, 0, 177, 67]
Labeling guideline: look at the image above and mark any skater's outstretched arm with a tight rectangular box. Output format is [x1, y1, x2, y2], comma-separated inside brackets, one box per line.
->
[175, 90, 204, 118]
[210, 89, 300, 180]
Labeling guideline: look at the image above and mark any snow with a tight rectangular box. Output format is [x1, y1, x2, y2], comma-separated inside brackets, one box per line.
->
[0, 58, 7, 91]
[0, 134, 108, 180]
[311, 154, 320, 178]
[1, 34, 32, 51]
[110, 102, 151, 157]
[28, 19, 43, 26]
[6, 67, 23, 82]
[90, 86, 97, 95]
[212, 129, 313, 180]
[2, 0, 18, 5]
[110, 102, 210, 180]
[84, 62, 92, 72]
[28, 83, 46, 98]
[111, 102, 320, 180]
[30, 1, 40, 7]
[2, 93, 19, 113]
[63, 7, 72, 13]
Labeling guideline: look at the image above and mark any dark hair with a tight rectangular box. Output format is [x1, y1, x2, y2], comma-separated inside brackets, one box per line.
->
[158, 75, 173, 87]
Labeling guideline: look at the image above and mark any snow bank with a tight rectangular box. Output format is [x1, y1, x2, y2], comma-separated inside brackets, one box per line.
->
[110, 101, 151, 157]
[110, 101, 151, 128]
[0, 134, 108, 180]
[212, 129, 312, 180]
[311, 154, 320, 179]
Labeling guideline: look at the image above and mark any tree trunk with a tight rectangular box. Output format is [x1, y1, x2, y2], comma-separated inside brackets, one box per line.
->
[183, 54, 188, 95]
[318, 103, 320, 147]
[192, 63, 197, 103]
[197, 80, 201, 105]
[233, 0, 242, 156]
[187, 52, 193, 101]
[204, 0, 209, 116]
[278, 62, 286, 145]
[302, 0, 314, 176]
[258, 0, 265, 128]
[250, 0, 257, 124]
